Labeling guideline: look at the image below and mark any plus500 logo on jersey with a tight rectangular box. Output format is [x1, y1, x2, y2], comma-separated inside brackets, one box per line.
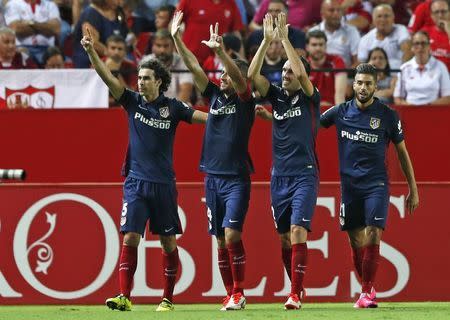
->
[210, 104, 236, 115]
[341, 130, 378, 143]
[135, 112, 171, 129]
[273, 107, 302, 120]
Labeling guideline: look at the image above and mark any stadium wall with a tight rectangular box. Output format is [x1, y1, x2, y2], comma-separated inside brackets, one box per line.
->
[0, 182, 449, 304]
[1, 105, 450, 183]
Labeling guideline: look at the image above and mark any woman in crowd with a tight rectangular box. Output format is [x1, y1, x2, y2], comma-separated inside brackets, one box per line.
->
[367, 47, 396, 105]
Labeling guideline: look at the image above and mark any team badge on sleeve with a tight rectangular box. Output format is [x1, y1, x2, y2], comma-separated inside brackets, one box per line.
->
[159, 106, 170, 118]
[370, 117, 380, 129]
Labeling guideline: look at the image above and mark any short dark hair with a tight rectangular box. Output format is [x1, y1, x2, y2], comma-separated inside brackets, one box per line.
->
[413, 30, 430, 42]
[43, 46, 63, 65]
[155, 4, 176, 17]
[138, 58, 172, 93]
[233, 59, 249, 78]
[223, 33, 242, 53]
[300, 56, 311, 76]
[269, 0, 287, 8]
[153, 29, 174, 42]
[306, 30, 327, 44]
[355, 63, 377, 82]
[367, 47, 391, 76]
[106, 34, 126, 46]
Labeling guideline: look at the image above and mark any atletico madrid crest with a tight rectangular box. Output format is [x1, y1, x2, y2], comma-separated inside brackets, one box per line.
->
[370, 117, 380, 129]
[159, 106, 170, 118]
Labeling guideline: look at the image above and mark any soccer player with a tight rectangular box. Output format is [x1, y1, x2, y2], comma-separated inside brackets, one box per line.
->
[320, 63, 419, 308]
[247, 13, 320, 310]
[171, 11, 255, 311]
[80, 27, 207, 312]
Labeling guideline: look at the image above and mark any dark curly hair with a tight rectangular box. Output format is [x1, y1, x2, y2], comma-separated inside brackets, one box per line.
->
[355, 63, 377, 82]
[138, 58, 172, 94]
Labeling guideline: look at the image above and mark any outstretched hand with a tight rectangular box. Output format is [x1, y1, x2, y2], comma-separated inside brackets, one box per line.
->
[201, 23, 223, 51]
[171, 11, 183, 38]
[263, 13, 276, 42]
[80, 27, 94, 52]
[275, 12, 289, 41]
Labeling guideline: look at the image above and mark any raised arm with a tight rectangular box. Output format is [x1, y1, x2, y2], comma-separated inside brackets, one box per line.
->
[171, 11, 209, 93]
[276, 13, 314, 97]
[247, 14, 274, 97]
[81, 27, 124, 99]
[394, 141, 419, 214]
[201, 23, 247, 94]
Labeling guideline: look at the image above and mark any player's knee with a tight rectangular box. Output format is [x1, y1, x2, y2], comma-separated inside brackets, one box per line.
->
[279, 232, 291, 248]
[159, 235, 177, 253]
[290, 225, 307, 243]
[123, 232, 141, 247]
[224, 228, 241, 244]
[365, 226, 382, 244]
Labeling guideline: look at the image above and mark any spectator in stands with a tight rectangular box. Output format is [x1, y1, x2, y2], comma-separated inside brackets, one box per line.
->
[104, 34, 137, 106]
[247, 0, 306, 60]
[0, 26, 36, 69]
[4, 0, 61, 66]
[203, 33, 242, 86]
[132, 0, 177, 34]
[367, 47, 397, 104]
[144, 29, 193, 104]
[394, 31, 450, 105]
[261, 38, 286, 86]
[371, 0, 416, 26]
[249, 0, 321, 31]
[421, 0, 450, 71]
[309, 0, 361, 68]
[358, 4, 412, 69]
[306, 30, 347, 106]
[408, 0, 434, 33]
[0, 1, 6, 27]
[341, 0, 372, 34]
[43, 46, 67, 69]
[155, 5, 175, 31]
[72, 0, 130, 68]
[177, 0, 244, 66]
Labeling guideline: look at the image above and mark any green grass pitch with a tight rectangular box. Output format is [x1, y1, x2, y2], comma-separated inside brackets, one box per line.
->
[1, 302, 449, 320]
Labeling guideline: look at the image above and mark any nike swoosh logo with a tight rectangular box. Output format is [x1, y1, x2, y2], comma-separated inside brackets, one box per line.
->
[233, 255, 245, 261]
[229, 219, 239, 223]
[302, 218, 311, 222]
[164, 227, 174, 232]
[277, 98, 285, 102]
[343, 117, 350, 120]
[374, 217, 384, 220]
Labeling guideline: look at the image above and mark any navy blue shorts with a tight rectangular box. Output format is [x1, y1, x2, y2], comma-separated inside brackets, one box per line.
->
[270, 175, 319, 233]
[205, 174, 251, 236]
[339, 185, 390, 231]
[120, 177, 181, 236]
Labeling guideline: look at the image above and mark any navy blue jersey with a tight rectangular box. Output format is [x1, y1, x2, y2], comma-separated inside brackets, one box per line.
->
[119, 89, 194, 183]
[320, 98, 404, 188]
[265, 84, 321, 176]
[200, 81, 255, 176]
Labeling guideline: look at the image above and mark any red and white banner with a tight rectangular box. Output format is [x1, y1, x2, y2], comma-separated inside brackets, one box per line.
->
[0, 182, 448, 304]
[0, 70, 108, 109]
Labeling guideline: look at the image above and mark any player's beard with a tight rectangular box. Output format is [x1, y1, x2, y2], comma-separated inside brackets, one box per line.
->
[356, 89, 375, 104]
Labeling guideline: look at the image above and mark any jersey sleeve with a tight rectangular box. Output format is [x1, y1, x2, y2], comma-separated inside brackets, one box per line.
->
[117, 88, 138, 112]
[174, 100, 195, 124]
[320, 105, 338, 128]
[387, 109, 404, 144]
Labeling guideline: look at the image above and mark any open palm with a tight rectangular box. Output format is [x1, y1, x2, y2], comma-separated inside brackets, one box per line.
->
[263, 14, 276, 42]
[171, 11, 183, 37]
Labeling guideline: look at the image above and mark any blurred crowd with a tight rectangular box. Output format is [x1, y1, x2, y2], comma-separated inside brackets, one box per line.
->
[1, 0, 449, 106]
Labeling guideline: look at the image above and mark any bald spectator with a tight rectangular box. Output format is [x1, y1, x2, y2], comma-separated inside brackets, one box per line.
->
[358, 4, 412, 69]
[4, 0, 61, 66]
[144, 29, 194, 104]
[177, 0, 244, 66]
[394, 31, 450, 105]
[0, 27, 36, 69]
[310, 0, 361, 68]
[421, 0, 450, 71]
[249, 0, 321, 31]
[247, 0, 306, 59]
[306, 30, 347, 106]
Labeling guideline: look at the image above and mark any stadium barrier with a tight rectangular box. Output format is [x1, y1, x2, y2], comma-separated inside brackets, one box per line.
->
[1, 105, 450, 183]
[0, 182, 448, 304]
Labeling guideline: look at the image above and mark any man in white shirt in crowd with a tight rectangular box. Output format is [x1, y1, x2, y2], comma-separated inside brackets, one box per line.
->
[358, 4, 412, 69]
[144, 29, 194, 105]
[4, 0, 61, 66]
[309, 0, 361, 68]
